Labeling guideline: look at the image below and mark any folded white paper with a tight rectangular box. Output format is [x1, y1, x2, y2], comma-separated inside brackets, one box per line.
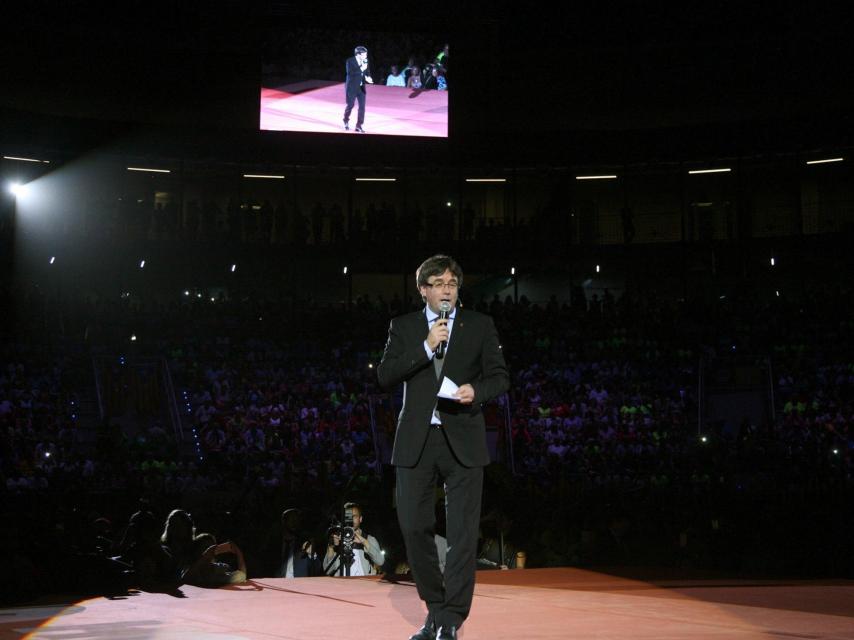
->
[437, 376, 460, 401]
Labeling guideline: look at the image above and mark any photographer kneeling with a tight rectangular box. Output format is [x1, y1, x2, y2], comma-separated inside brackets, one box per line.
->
[323, 502, 383, 576]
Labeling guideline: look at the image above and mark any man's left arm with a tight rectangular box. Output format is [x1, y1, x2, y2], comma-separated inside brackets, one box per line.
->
[470, 316, 509, 404]
[362, 534, 383, 566]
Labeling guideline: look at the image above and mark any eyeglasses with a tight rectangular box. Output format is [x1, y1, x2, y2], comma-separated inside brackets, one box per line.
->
[427, 281, 459, 290]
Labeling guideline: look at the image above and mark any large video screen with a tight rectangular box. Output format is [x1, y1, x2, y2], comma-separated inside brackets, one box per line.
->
[260, 29, 449, 138]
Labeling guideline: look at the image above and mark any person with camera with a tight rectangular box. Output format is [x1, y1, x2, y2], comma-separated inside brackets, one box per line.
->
[322, 502, 383, 576]
[274, 508, 321, 578]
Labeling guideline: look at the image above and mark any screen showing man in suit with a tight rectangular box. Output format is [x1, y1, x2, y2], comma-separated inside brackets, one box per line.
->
[377, 254, 509, 640]
[259, 28, 449, 137]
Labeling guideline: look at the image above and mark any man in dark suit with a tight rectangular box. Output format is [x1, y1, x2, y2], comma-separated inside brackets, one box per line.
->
[378, 255, 509, 640]
[343, 45, 373, 133]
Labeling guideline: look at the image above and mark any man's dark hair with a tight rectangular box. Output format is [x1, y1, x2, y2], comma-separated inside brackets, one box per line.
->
[354, 46, 368, 55]
[416, 254, 463, 289]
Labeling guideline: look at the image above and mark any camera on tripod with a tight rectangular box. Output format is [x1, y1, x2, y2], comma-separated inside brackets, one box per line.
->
[326, 504, 361, 576]
[328, 505, 356, 548]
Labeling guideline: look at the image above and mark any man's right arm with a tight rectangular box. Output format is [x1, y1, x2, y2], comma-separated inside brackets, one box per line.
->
[377, 318, 431, 390]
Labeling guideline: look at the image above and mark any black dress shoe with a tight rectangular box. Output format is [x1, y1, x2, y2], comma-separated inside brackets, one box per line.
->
[343, 120, 349, 130]
[355, 125, 365, 133]
[408, 623, 435, 640]
[436, 626, 457, 640]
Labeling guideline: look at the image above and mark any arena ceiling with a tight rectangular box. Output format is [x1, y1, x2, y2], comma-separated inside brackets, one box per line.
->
[1, 2, 852, 165]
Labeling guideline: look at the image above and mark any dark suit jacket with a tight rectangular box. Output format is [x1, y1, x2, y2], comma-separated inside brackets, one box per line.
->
[345, 56, 366, 96]
[377, 308, 509, 468]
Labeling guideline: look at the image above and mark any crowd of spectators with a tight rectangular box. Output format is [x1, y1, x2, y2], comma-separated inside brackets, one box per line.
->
[2, 268, 853, 601]
[175, 335, 382, 492]
[1, 343, 81, 493]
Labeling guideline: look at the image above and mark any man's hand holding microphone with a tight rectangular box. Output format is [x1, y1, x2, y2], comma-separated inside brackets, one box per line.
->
[426, 304, 476, 404]
[359, 56, 374, 83]
[426, 317, 450, 355]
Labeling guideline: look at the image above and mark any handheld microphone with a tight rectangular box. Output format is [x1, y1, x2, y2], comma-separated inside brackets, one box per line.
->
[436, 301, 452, 359]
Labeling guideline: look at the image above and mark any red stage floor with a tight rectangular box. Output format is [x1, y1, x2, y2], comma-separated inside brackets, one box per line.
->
[260, 84, 448, 137]
[4, 568, 854, 639]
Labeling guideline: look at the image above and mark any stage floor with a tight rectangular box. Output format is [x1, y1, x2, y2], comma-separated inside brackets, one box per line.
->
[4, 568, 854, 639]
[260, 83, 448, 137]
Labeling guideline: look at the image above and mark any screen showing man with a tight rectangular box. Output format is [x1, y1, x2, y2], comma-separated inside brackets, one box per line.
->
[260, 30, 448, 138]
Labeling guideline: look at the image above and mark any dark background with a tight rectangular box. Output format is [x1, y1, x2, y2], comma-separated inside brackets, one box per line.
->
[1, 2, 853, 165]
[1, 3, 853, 599]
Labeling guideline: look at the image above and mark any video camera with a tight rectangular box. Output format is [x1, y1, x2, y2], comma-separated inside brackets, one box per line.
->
[327, 504, 359, 549]
[326, 504, 361, 576]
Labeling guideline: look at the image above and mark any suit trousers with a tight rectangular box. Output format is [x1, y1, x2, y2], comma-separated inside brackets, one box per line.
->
[343, 89, 365, 126]
[396, 425, 483, 629]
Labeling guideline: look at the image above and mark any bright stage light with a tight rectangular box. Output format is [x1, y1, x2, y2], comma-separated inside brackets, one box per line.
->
[688, 168, 731, 175]
[231, 264, 237, 272]
[8, 182, 29, 197]
[139, 260, 146, 268]
[127, 167, 171, 173]
[3, 155, 49, 163]
[806, 157, 843, 165]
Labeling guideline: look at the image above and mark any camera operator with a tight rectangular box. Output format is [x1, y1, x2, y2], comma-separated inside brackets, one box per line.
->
[322, 502, 383, 576]
[274, 508, 320, 578]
